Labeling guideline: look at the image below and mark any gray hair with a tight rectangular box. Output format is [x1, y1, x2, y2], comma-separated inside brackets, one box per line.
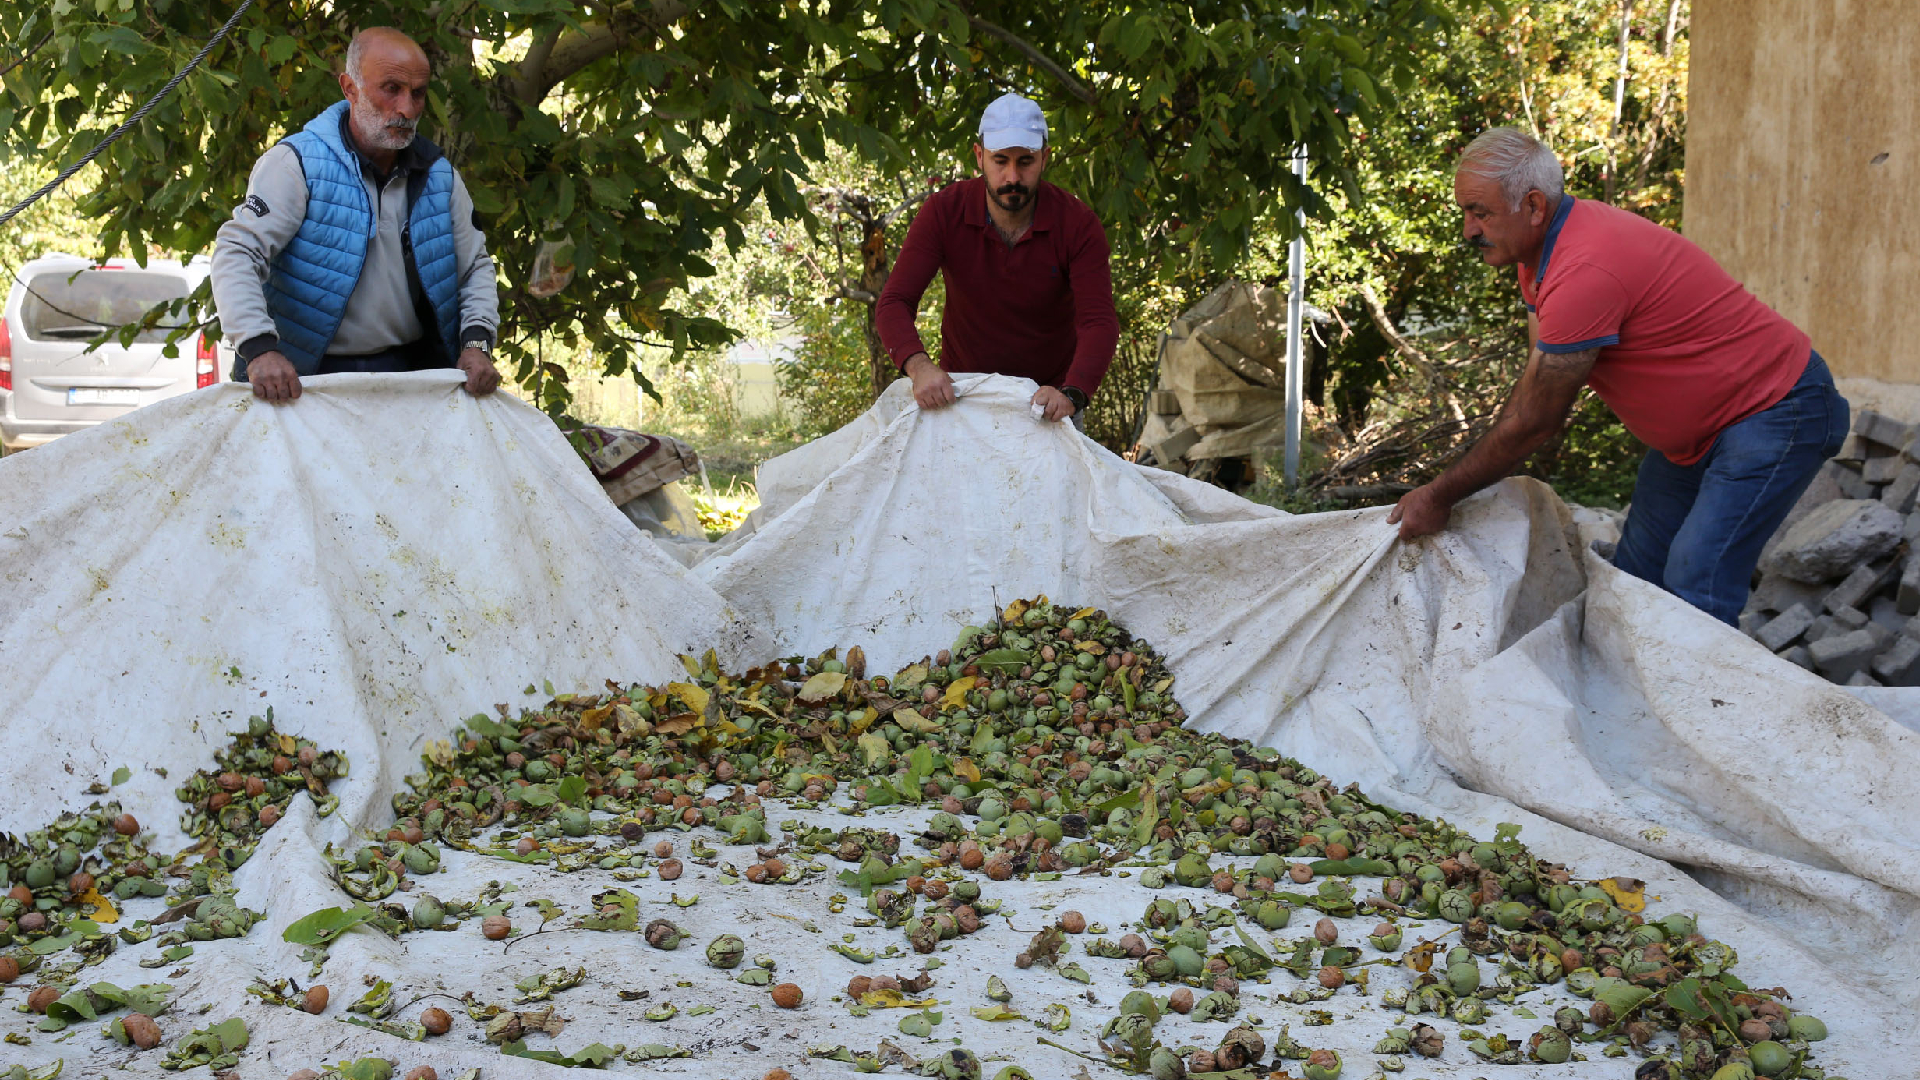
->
[1456, 127, 1564, 212]
[344, 27, 416, 86]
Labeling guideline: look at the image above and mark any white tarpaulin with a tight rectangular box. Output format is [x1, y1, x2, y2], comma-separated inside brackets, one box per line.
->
[0, 372, 765, 842]
[1, 372, 1916, 1078]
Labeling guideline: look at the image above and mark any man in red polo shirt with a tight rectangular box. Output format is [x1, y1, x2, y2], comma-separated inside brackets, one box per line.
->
[1388, 127, 1849, 625]
[875, 93, 1119, 423]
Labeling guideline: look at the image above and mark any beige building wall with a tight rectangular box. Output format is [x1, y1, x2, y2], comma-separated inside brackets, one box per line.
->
[1684, 0, 1917, 383]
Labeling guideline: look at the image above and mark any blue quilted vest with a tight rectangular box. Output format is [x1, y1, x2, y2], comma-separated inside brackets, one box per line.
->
[254, 100, 462, 376]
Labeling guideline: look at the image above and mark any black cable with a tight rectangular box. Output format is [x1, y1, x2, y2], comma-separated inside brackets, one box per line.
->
[0, 0, 255, 230]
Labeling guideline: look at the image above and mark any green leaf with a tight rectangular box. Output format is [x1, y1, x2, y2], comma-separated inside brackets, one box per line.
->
[349, 980, 393, 1017]
[120, 983, 173, 1014]
[29, 932, 79, 954]
[282, 905, 374, 946]
[329, 1060, 393, 1080]
[577, 889, 637, 931]
[211, 1016, 249, 1051]
[972, 648, 1029, 673]
[1131, 783, 1159, 850]
[967, 722, 995, 758]
[897, 1011, 934, 1037]
[46, 987, 99, 1022]
[556, 775, 587, 805]
[111, 765, 131, 786]
[502, 1039, 620, 1067]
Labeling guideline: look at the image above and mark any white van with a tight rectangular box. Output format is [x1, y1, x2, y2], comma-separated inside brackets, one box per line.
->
[0, 254, 226, 454]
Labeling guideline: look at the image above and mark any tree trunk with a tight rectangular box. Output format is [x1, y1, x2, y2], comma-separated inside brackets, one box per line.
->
[860, 217, 895, 401]
[1603, 0, 1635, 204]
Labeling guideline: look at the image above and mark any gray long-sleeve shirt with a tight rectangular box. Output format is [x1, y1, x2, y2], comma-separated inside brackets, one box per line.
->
[211, 132, 499, 362]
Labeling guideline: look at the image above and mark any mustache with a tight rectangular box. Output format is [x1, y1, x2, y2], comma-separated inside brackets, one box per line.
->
[995, 183, 1030, 198]
[1469, 236, 1493, 249]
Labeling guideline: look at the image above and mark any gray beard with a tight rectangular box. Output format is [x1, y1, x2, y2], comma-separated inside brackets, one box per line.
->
[354, 111, 417, 151]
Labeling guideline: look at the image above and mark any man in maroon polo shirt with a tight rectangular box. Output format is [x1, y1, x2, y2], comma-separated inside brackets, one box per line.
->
[1388, 127, 1847, 626]
[875, 93, 1119, 423]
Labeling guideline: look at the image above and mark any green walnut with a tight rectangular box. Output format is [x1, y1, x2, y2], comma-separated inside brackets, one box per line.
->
[1529, 1025, 1572, 1064]
[1445, 960, 1481, 996]
[705, 934, 746, 969]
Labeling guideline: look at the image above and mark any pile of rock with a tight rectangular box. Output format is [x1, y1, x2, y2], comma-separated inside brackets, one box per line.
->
[1743, 409, 1920, 685]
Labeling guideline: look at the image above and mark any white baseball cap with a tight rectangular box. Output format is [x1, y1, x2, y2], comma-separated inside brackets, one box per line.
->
[979, 93, 1047, 151]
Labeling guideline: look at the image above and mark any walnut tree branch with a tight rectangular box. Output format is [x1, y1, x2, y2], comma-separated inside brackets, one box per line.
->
[509, 0, 690, 107]
[967, 16, 1096, 106]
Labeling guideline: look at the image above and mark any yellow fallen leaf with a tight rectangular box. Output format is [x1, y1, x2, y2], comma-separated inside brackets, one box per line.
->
[276, 733, 297, 755]
[892, 709, 941, 734]
[655, 714, 700, 735]
[667, 681, 710, 715]
[940, 676, 977, 711]
[578, 704, 614, 731]
[424, 739, 454, 768]
[1074, 641, 1106, 654]
[1001, 599, 1030, 623]
[81, 887, 119, 923]
[1598, 877, 1646, 913]
[847, 707, 878, 735]
[859, 989, 936, 1009]
[613, 703, 651, 737]
[858, 733, 892, 767]
[952, 758, 981, 784]
[1181, 777, 1231, 799]
[798, 672, 847, 704]
[1406, 940, 1437, 973]
[1069, 607, 1096, 620]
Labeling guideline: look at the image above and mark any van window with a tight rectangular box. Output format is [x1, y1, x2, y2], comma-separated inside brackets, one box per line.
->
[19, 269, 192, 344]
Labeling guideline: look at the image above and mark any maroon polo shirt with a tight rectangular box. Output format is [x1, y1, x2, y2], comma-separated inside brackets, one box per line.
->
[875, 177, 1119, 398]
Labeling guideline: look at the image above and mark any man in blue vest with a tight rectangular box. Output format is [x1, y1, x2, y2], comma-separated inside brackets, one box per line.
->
[211, 27, 500, 403]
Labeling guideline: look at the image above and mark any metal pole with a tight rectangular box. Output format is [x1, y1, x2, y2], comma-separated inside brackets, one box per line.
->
[1283, 146, 1307, 488]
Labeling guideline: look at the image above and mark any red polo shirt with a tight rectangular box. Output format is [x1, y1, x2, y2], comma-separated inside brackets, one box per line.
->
[875, 177, 1119, 397]
[1520, 196, 1811, 466]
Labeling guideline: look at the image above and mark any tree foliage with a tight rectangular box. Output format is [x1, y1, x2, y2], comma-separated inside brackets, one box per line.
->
[0, 0, 1454, 415]
[1255, 0, 1691, 505]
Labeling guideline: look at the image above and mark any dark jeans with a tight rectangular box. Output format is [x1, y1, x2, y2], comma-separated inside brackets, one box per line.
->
[1612, 350, 1850, 625]
[316, 339, 441, 374]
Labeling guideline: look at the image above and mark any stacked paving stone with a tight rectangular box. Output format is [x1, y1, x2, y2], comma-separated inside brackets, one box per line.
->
[1743, 408, 1920, 685]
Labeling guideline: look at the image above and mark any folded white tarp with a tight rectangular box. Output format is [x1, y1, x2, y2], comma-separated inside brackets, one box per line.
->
[0, 373, 1914, 1078]
[0, 373, 764, 848]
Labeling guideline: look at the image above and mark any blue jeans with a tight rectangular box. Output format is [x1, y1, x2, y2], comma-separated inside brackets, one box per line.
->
[1612, 351, 1850, 625]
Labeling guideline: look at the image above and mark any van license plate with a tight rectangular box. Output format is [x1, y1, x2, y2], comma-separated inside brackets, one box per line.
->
[67, 388, 141, 406]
